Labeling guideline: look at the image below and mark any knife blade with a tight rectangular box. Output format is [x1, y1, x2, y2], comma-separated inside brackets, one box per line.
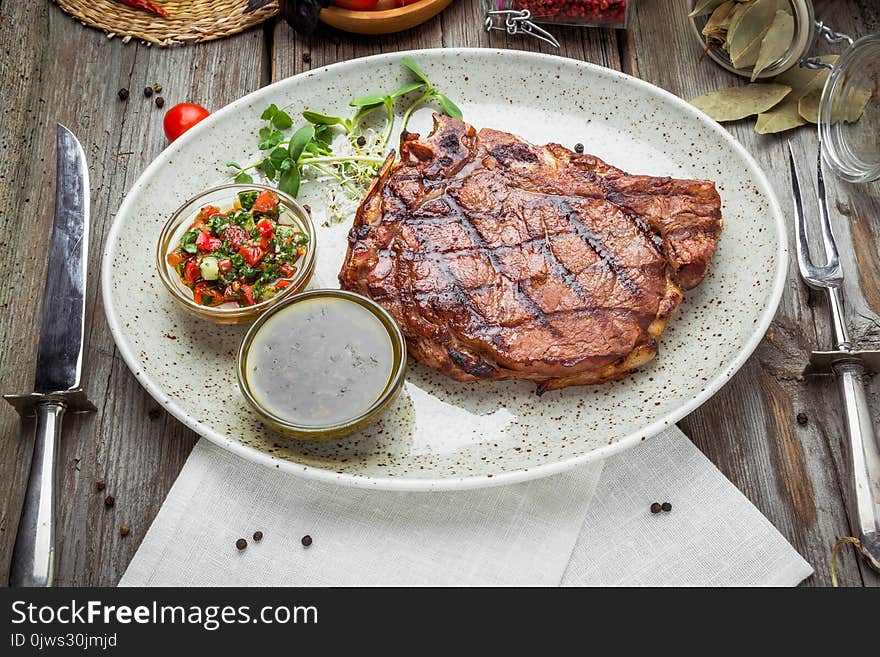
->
[33, 125, 90, 393]
[4, 124, 95, 587]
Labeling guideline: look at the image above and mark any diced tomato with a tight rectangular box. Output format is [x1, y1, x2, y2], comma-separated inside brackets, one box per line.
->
[258, 236, 270, 250]
[193, 283, 223, 306]
[275, 280, 291, 290]
[184, 260, 201, 284]
[195, 231, 221, 252]
[222, 225, 248, 250]
[240, 284, 256, 306]
[238, 245, 264, 266]
[256, 218, 274, 238]
[199, 205, 222, 219]
[252, 190, 279, 214]
[166, 248, 188, 268]
[278, 263, 295, 278]
[191, 217, 207, 230]
[217, 258, 232, 275]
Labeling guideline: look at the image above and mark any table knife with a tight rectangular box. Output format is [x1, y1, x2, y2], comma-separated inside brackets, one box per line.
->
[4, 125, 97, 587]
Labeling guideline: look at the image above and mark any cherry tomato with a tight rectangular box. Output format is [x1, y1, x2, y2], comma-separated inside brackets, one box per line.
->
[374, 0, 396, 8]
[394, 0, 423, 5]
[332, 0, 379, 10]
[163, 103, 210, 142]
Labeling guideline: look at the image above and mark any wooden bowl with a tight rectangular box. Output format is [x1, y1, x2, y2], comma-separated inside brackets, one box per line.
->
[319, 0, 455, 35]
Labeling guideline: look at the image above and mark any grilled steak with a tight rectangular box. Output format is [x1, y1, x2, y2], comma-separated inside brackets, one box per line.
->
[339, 115, 722, 392]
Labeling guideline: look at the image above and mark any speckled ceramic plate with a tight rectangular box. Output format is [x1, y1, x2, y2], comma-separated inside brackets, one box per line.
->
[102, 49, 787, 491]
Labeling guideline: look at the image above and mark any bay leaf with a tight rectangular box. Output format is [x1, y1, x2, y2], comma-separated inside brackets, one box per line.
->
[755, 99, 806, 133]
[729, 0, 782, 69]
[689, 0, 729, 18]
[843, 88, 872, 123]
[774, 55, 838, 99]
[750, 9, 795, 80]
[690, 83, 792, 121]
[702, 0, 736, 42]
[798, 89, 821, 123]
[724, 1, 753, 52]
[800, 86, 873, 124]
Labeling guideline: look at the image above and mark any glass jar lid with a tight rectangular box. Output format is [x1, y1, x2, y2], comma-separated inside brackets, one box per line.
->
[819, 33, 880, 183]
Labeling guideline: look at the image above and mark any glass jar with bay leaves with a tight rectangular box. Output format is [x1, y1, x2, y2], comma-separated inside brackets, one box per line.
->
[689, 0, 816, 80]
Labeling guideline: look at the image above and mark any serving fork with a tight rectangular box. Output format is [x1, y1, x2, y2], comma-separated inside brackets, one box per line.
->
[788, 142, 880, 572]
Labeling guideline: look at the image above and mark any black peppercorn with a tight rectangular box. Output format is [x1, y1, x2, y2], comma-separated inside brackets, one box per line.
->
[301, 535, 312, 547]
[650, 502, 661, 514]
[236, 538, 247, 550]
[144, 86, 153, 98]
[104, 495, 115, 508]
[661, 502, 672, 512]
[155, 96, 165, 109]
[253, 531, 263, 542]
[796, 412, 808, 426]
[118, 88, 129, 101]
[356, 136, 367, 147]
[95, 480, 106, 492]
[574, 143, 584, 153]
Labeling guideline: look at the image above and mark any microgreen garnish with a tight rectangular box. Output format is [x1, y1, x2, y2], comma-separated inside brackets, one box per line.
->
[225, 59, 463, 222]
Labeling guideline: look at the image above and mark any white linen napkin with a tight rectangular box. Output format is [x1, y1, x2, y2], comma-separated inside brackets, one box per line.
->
[120, 426, 813, 587]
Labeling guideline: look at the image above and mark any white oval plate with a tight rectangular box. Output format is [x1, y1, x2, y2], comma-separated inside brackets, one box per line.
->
[102, 49, 787, 491]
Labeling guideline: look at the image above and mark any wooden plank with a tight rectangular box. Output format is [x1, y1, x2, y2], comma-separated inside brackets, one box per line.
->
[0, 4, 267, 586]
[629, 0, 880, 586]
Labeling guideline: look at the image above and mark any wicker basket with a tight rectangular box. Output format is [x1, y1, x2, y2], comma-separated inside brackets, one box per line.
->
[54, 0, 278, 46]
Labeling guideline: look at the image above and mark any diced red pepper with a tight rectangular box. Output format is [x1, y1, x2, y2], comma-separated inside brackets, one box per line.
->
[238, 245, 264, 267]
[252, 190, 279, 214]
[275, 280, 291, 290]
[196, 231, 221, 252]
[166, 248, 188, 268]
[240, 284, 256, 306]
[222, 225, 248, 250]
[184, 260, 201, 284]
[256, 218, 274, 238]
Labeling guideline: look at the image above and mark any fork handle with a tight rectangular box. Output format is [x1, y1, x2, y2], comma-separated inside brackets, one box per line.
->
[835, 361, 880, 571]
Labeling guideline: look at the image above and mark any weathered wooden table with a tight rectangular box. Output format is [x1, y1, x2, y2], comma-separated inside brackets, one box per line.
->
[2, 0, 878, 587]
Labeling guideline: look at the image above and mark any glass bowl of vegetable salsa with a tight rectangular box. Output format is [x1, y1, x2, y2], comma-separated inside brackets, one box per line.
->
[156, 184, 317, 324]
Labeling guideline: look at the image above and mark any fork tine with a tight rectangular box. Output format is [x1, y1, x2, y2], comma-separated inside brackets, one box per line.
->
[815, 142, 840, 268]
[788, 141, 815, 282]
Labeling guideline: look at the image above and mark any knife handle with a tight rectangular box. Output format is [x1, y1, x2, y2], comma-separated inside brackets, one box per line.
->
[835, 362, 880, 572]
[9, 401, 65, 587]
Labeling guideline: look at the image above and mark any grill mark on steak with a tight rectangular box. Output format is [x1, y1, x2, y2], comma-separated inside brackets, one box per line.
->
[436, 190, 560, 334]
[549, 198, 641, 295]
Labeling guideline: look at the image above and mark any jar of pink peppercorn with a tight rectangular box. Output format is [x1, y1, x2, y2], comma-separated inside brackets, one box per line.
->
[484, 0, 633, 47]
